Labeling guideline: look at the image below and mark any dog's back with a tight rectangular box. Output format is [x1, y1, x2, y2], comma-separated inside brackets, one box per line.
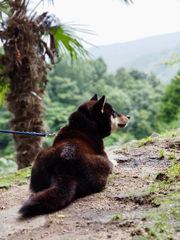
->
[19, 94, 130, 217]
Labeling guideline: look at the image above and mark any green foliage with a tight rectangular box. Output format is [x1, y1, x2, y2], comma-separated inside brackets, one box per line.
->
[0, 57, 166, 171]
[0, 153, 17, 174]
[108, 174, 119, 183]
[167, 161, 180, 181]
[0, 0, 9, 18]
[136, 136, 153, 147]
[0, 165, 31, 186]
[158, 149, 165, 158]
[110, 213, 123, 222]
[120, 0, 133, 4]
[158, 72, 180, 124]
[45, 59, 165, 146]
[47, 76, 81, 104]
[50, 23, 92, 65]
[144, 173, 151, 179]
[0, 105, 14, 157]
[168, 150, 176, 160]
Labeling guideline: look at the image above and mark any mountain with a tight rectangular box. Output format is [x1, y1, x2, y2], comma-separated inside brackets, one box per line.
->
[88, 31, 180, 84]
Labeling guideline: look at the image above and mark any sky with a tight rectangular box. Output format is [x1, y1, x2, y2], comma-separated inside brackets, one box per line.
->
[34, 0, 180, 48]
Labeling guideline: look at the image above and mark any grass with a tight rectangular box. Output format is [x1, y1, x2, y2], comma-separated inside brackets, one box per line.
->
[161, 129, 180, 139]
[167, 161, 180, 181]
[132, 128, 180, 150]
[158, 149, 165, 158]
[110, 213, 123, 222]
[142, 193, 179, 240]
[109, 129, 180, 239]
[144, 173, 151, 179]
[143, 210, 174, 240]
[146, 161, 180, 195]
[0, 166, 31, 187]
[168, 150, 176, 160]
[108, 173, 119, 183]
[139, 158, 180, 239]
[136, 136, 153, 147]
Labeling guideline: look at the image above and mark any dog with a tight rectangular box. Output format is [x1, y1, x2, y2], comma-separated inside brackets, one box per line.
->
[19, 94, 130, 217]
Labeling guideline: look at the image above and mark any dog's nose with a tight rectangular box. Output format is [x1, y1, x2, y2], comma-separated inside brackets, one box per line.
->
[127, 115, 130, 119]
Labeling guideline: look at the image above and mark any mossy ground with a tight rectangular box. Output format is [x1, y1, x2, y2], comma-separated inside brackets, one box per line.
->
[0, 166, 31, 187]
[130, 130, 180, 240]
[108, 128, 180, 240]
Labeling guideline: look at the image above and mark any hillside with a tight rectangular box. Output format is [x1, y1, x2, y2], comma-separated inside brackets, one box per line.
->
[1, 129, 180, 239]
[88, 31, 180, 84]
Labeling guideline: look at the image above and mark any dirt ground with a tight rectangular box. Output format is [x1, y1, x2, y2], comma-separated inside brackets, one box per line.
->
[0, 132, 178, 240]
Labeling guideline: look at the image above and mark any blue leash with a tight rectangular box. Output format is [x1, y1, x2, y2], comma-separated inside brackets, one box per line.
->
[0, 130, 57, 137]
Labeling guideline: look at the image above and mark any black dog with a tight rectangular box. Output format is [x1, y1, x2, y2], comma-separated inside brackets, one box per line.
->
[19, 94, 130, 217]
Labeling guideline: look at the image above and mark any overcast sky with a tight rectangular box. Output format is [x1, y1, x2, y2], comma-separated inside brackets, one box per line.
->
[34, 0, 180, 47]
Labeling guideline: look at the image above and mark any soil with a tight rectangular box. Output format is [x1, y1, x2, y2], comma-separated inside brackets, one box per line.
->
[0, 131, 179, 240]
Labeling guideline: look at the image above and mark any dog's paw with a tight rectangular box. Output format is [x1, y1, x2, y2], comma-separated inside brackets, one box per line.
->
[109, 159, 118, 173]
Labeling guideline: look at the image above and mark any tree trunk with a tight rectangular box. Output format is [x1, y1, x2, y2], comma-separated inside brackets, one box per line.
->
[7, 78, 45, 169]
[3, 6, 47, 169]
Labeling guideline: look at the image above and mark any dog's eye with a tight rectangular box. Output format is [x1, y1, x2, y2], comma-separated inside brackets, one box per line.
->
[112, 108, 118, 118]
[112, 108, 115, 114]
[112, 109, 116, 117]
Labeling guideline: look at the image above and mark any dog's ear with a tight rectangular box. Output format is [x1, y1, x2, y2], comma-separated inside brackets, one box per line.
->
[93, 95, 105, 112]
[90, 94, 98, 101]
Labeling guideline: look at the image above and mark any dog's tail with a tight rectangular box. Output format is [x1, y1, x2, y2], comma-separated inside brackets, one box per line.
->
[18, 184, 76, 217]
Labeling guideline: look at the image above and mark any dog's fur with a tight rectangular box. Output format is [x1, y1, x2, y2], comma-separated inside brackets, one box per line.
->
[19, 94, 130, 217]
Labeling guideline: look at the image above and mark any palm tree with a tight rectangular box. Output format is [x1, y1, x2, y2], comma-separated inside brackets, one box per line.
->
[0, 0, 133, 169]
[0, 0, 92, 169]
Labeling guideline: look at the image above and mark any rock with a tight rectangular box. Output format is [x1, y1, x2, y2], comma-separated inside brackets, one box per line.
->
[132, 152, 143, 156]
[149, 155, 158, 159]
[146, 181, 154, 184]
[131, 237, 146, 240]
[98, 216, 111, 224]
[116, 155, 130, 162]
[169, 128, 180, 132]
[150, 132, 160, 138]
[107, 151, 130, 162]
[109, 159, 118, 168]
[123, 140, 139, 147]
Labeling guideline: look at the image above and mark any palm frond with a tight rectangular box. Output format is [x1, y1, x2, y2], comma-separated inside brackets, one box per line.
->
[120, 0, 133, 5]
[50, 23, 94, 65]
[0, 0, 10, 17]
[41, 0, 54, 6]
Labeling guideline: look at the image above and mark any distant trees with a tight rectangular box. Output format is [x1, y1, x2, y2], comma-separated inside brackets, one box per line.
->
[158, 72, 180, 124]
[0, 57, 166, 155]
[45, 58, 166, 145]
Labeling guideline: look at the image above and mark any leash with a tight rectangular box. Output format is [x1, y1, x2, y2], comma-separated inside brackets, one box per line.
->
[0, 130, 57, 137]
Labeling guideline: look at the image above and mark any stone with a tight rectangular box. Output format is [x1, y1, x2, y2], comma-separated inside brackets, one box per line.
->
[150, 132, 160, 138]
[131, 237, 146, 240]
[149, 155, 158, 159]
[123, 140, 139, 147]
[116, 155, 130, 162]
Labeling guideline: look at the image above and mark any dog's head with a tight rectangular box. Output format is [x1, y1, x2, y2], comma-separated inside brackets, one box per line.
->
[74, 94, 130, 138]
